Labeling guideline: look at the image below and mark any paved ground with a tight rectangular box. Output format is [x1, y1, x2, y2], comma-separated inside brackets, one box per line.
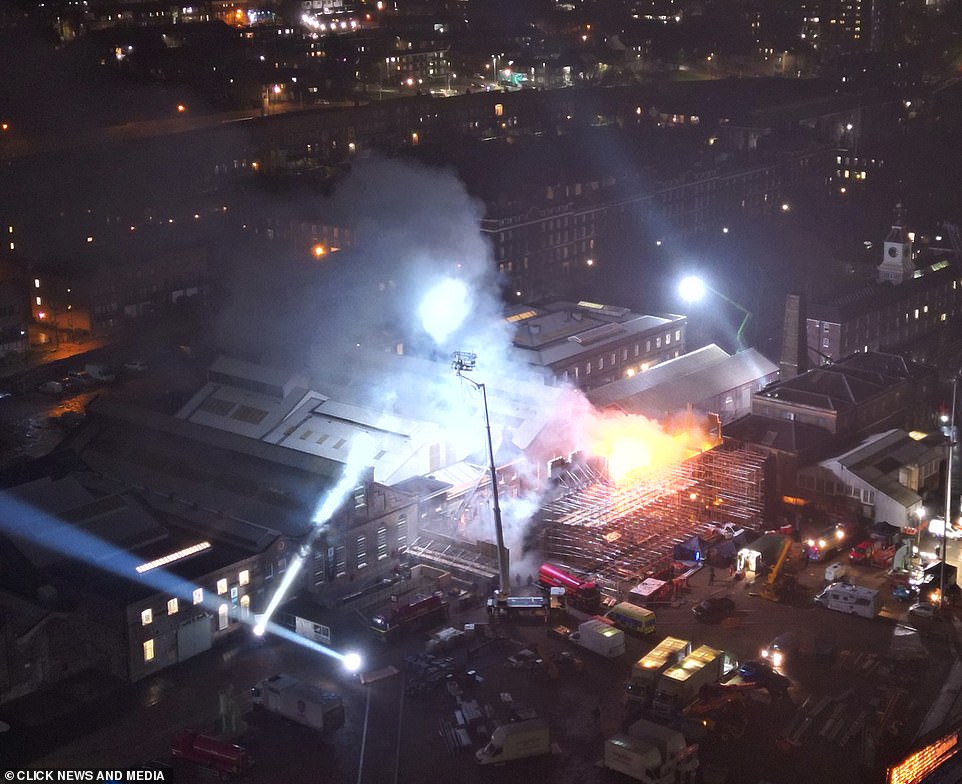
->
[3, 551, 957, 784]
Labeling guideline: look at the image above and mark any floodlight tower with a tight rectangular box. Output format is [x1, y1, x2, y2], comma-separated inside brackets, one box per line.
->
[679, 275, 753, 351]
[452, 351, 511, 598]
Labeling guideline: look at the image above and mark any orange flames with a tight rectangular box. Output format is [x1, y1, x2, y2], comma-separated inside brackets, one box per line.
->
[585, 412, 715, 484]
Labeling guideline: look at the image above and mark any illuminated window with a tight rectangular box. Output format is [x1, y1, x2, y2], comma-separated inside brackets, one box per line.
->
[356, 535, 368, 569]
[34, 278, 39, 288]
[354, 484, 367, 512]
[193, 588, 203, 605]
[141, 608, 152, 626]
[494, 103, 504, 117]
[36, 296, 41, 306]
[397, 516, 407, 553]
[167, 598, 178, 615]
[377, 527, 388, 560]
[217, 578, 228, 595]
[218, 604, 229, 630]
[143, 640, 155, 662]
[239, 569, 250, 586]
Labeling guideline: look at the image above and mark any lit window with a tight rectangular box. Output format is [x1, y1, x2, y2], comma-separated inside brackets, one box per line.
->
[141, 608, 152, 626]
[239, 569, 250, 586]
[377, 526, 388, 560]
[397, 516, 407, 553]
[167, 598, 179, 615]
[494, 103, 504, 117]
[217, 578, 228, 595]
[34, 278, 40, 288]
[143, 640, 155, 662]
[357, 535, 368, 569]
[193, 588, 203, 605]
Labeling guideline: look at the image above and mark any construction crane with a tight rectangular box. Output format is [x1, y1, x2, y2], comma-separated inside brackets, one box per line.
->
[759, 538, 795, 603]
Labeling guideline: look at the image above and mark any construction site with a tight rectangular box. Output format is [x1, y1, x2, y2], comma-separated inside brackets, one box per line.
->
[408, 441, 771, 600]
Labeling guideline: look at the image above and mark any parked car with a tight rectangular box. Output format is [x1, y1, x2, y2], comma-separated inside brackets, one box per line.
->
[67, 370, 96, 388]
[38, 380, 64, 395]
[124, 360, 148, 372]
[691, 596, 736, 622]
[908, 602, 938, 620]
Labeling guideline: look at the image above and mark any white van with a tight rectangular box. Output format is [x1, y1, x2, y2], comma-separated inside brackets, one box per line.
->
[815, 582, 881, 618]
[476, 718, 550, 764]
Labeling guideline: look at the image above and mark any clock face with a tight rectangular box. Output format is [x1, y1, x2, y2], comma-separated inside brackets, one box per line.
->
[888, 246, 899, 258]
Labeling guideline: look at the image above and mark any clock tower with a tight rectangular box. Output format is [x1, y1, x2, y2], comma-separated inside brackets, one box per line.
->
[878, 204, 914, 284]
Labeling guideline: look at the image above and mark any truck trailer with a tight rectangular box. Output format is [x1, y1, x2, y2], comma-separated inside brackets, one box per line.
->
[251, 674, 345, 733]
[476, 718, 551, 765]
[604, 717, 699, 783]
[625, 636, 692, 704]
[651, 644, 737, 716]
[170, 730, 252, 776]
[569, 618, 626, 658]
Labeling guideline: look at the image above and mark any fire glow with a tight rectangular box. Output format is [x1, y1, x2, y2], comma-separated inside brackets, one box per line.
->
[586, 413, 714, 484]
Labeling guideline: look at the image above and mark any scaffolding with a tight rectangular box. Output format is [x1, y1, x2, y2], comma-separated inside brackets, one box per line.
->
[539, 445, 769, 596]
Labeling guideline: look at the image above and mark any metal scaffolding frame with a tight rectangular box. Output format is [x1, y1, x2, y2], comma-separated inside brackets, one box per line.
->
[539, 445, 769, 594]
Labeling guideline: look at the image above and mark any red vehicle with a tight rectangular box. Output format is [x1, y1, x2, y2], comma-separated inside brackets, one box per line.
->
[370, 594, 448, 640]
[537, 563, 601, 613]
[849, 540, 875, 565]
[170, 730, 251, 777]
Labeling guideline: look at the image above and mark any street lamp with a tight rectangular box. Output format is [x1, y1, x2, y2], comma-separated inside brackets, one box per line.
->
[678, 275, 753, 351]
[941, 369, 961, 607]
[452, 351, 511, 598]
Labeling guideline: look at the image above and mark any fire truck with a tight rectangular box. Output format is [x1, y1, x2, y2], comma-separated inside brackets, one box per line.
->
[370, 594, 448, 641]
[170, 730, 252, 777]
[537, 563, 601, 613]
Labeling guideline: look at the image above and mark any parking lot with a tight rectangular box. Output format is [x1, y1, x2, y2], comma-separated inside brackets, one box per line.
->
[14, 551, 957, 784]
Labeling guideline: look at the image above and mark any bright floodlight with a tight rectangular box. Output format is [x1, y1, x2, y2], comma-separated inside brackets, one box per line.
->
[419, 277, 471, 345]
[678, 276, 706, 303]
[343, 652, 363, 673]
[252, 623, 266, 637]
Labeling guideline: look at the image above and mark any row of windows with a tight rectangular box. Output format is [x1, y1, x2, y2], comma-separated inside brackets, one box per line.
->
[143, 598, 251, 663]
[316, 519, 407, 585]
[141, 569, 249, 626]
[797, 472, 876, 504]
[562, 330, 682, 380]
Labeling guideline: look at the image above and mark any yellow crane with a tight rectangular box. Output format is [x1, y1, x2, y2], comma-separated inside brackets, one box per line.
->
[759, 538, 795, 602]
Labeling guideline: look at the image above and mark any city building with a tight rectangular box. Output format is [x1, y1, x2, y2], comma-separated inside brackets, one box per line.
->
[586, 343, 779, 424]
[806, 216, 962, 366]
[797, 428, 942, 529]
[725, 350, 939, 496]
[509, 300, 687, 390]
